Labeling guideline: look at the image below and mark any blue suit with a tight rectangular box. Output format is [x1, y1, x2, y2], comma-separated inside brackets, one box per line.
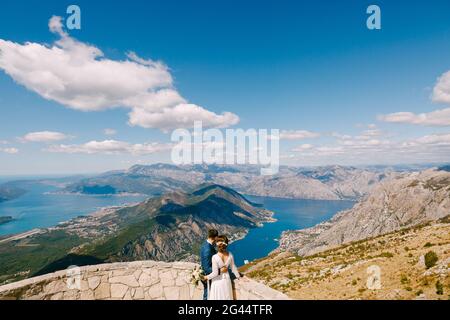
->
[200, 241, 216, 300]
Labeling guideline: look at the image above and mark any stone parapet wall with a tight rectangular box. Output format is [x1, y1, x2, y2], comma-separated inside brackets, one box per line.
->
[0, 261, 289, 300]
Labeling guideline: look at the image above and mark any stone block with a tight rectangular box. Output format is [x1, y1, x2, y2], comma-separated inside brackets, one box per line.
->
[109, 275, 139, 287]
[94, 283, 110, 300]
[63, 290, 79, 300]
[133, 269, 142, 281]
[159, 271, 175, 286]
[179, 285, 190, 300]
[138, 272, 157, 287]
[147, 283, 163, 299]
[163, 286, 180, 300]
[88, 276, 101, 290]
[133, 287, 145, 300]
[110, 283, 128, 299]
[191, 287, 203, 300]
[50, 292, 64, 300]
[123, 290, 133, 300]
[79, 280, 89, 291]
[80, 290, 94, 300]
[176, 274, 188, 286]
[44, 280, 67, 295]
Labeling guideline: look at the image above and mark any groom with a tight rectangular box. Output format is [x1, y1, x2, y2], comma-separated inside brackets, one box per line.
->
[200, 229, 228, 300]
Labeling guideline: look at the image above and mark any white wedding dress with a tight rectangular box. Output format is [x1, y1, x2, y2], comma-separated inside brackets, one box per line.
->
[206, 253, 240, 300]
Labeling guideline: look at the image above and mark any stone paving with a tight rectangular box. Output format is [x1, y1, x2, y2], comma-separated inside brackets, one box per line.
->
[0, 261, 289, 300]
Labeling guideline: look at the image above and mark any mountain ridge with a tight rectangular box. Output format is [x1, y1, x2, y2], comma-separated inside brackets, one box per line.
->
[62, 164, 399, 201]
[276, 169, 450, 257]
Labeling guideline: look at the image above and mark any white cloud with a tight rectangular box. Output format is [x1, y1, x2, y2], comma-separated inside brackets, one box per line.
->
[0, 147, 19, 154]
[333, 127, 385, 142]
[292, 128, 392, 159]
[378, 67, 450, 127]
[314, 146, 346, 155]
[48, 16, 67, 37]
[279, 130, 320, 140]
[331, 132, 353, 140]
[21, 131, 70, 143]
[334, 129, 392, 152]
[287, 129, 450, 166]
[379, 108, 450, 127]
[0, 16, 239, 131]
[338, 138, 390, 148]
[46, 140, 172, 155]
[103, 128, 117, 136]
[432, 70, 450, 104]
[356, 129, 383, 140]
[128, 103, 239, 132]
[412, 133, 450, 145]
[126, 51, 161, 67]
[291, 144, 314, 151]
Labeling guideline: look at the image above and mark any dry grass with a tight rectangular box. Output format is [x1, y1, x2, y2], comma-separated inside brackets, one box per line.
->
[243, 222, 450, 300]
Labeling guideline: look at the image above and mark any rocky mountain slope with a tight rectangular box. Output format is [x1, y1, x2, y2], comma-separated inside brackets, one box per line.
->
[80, 184, 273, 262]
[0, 184, 272, 285]
[63, 164, 392, 200]
[243, 217, 449, 300]
[277, 169, 450, 257]
[243, 165, 388, 200]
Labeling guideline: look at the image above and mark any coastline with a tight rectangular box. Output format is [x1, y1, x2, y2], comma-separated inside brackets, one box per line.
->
[0, 199, 143, 244]
[0, 216, 14, 226]
[0, 228, 44, 244]
[45, 191, 147, 197]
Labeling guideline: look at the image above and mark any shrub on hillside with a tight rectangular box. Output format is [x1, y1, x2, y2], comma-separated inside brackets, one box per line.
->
[400, 274, 409, 285]
[379, 252, 394, 258]
[424, 251, 438, 269]
[435, 280, 444, 295]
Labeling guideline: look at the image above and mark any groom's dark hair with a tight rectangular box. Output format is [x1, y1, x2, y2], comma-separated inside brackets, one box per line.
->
[208, 229, 219, 239]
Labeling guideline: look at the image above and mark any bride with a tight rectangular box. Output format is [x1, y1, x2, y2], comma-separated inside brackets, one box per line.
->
[203, 235, 242, 300]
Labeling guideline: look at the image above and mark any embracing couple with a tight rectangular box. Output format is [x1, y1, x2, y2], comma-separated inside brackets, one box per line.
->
[200, 229, 244, 300]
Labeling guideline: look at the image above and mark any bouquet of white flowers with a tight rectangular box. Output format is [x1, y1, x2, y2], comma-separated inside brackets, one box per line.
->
[191, 266, 205, 286]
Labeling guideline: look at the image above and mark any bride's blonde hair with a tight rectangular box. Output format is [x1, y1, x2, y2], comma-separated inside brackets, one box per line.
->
[216, 235, 229, 253]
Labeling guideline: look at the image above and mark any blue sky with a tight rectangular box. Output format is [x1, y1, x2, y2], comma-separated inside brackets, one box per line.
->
[1, 0, 450, 174]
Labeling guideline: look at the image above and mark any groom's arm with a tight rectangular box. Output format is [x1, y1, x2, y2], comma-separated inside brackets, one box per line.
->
[200, 245, 213, 274]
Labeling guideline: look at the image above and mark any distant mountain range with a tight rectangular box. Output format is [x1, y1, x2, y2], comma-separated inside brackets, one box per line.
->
[277, 168, 450, 257]
[0, 184, 273, 284]
[61, 163, 413, 201]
